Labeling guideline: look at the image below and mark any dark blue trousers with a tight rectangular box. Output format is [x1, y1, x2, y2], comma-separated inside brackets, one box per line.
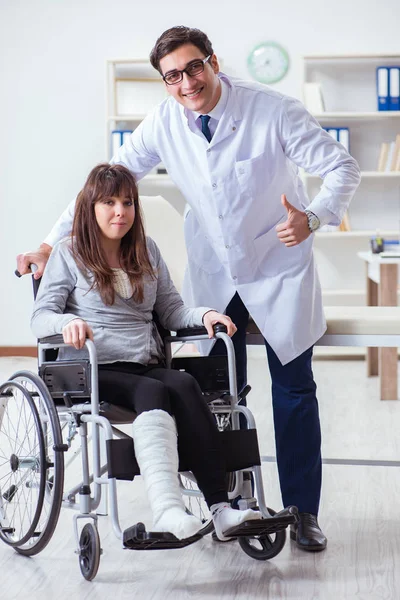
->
[210, 292, 322, 515]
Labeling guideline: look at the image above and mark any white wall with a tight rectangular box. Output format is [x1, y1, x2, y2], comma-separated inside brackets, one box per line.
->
[1, 0, 399, 346]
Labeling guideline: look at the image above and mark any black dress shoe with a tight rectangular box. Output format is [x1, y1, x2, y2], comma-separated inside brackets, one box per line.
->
[290, 512, 327, 552]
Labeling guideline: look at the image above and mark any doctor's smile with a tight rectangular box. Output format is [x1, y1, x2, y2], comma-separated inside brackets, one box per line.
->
[183, 87, 204, 98]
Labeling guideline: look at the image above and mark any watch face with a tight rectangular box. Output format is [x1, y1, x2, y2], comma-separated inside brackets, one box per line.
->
[308, 213, 319, 231]
[247, 42, 289, 84]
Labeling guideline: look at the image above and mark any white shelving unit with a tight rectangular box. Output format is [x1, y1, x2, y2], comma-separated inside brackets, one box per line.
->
[303, 54, 400, 306]
[106, 58, 166, 159]
[106, 59, 186, 214]
[313, 112, 400, 120]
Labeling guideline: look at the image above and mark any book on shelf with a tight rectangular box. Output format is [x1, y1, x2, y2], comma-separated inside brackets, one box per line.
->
[390, 134, 400, 170]
[377, 67, 390, 111]
[376, 66, 400, 111]
[338, 212, 351, 232]
[111, 129, 133, 157]
[338, 128, 349, 152]
[377, 142, 389, 171]
[389, 67, 400, 111]
[396, 146, 400, 171]
[377, 135, 400, 171]
[323, 127, 350, 153]
[386, 141, 396, 171]
[303, 83, 325, 113]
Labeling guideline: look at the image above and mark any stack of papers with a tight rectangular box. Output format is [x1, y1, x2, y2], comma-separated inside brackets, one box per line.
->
[379, 252, 400, 258]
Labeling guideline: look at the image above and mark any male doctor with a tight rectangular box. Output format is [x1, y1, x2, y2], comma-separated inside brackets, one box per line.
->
[17, 26, 361, 552]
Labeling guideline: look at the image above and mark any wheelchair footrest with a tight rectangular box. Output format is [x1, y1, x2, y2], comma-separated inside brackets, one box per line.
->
[223, 508, 298, 538]
[123, 522, 202, 550]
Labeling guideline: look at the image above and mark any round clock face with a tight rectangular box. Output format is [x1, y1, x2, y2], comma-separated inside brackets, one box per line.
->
[247, 42, 289, 84]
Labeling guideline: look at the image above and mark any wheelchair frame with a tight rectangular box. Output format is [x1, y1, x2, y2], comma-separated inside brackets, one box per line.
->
[0, 327, 297, 581]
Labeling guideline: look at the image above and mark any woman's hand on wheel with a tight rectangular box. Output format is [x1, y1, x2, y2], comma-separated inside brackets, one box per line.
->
[62, 319, 94, 350]
[203, 311, 237, 339]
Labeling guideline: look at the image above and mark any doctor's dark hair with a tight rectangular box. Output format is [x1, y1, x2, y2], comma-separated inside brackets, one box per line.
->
[150, 26, 214, 74]
[71, 163, 155, 305]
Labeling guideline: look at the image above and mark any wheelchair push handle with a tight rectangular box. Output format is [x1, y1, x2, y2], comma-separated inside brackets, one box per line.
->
[15, 264, 40, 299]
[15, 263, 38, 278]
[212, 323, 228, 334]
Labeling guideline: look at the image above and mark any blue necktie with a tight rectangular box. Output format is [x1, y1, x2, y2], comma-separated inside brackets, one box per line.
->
[200, 115, 212, 143]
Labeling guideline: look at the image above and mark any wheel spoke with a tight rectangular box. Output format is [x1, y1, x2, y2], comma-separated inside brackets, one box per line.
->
[5, 372, 65, 556]
[179, 473, 213, 534]
[0, 471, 15, 484]
[0, 380, 46, 547]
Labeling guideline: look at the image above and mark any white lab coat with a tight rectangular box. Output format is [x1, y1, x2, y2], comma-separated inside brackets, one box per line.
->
[45, 73, 360, 364]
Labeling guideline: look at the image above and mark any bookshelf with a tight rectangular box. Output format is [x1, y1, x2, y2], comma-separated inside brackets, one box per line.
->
[303, 54, 400, 306]
[106, 59, 166, 159]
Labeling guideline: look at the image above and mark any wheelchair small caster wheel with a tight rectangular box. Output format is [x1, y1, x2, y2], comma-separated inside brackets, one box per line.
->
[79, 523, 101, 581]
[238, 508, 286, 561]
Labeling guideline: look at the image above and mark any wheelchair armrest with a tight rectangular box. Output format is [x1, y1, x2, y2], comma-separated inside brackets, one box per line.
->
[176, 326, 207, 337]
[38, 334, 65, 345]
[176, 323, 228, 338]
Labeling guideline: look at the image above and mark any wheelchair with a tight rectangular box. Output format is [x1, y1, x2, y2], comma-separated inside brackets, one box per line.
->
[0, 274, 298, 581]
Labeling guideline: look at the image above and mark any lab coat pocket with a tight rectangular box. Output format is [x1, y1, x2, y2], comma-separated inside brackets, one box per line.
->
[253, 222, 304, 278]
[235, 151, 271, 197]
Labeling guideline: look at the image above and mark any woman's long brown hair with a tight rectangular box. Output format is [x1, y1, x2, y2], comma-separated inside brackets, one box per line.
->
[71, 163, 155, 305]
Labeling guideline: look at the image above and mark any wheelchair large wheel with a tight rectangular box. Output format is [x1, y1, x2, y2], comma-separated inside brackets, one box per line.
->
[0, 380, 46, 548]
[7, 371, 65, 556]
[238, 508, 286, 561]
[179, 472, 214, 535]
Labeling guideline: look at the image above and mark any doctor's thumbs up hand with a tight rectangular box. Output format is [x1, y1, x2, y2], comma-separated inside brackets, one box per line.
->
[276, 194, 310, 247]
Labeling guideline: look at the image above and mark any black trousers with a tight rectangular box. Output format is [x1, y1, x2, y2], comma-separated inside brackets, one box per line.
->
[98, 362, 228, 508]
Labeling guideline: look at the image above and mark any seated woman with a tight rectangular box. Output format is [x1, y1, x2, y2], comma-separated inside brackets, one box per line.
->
[31, 163, 261, 541]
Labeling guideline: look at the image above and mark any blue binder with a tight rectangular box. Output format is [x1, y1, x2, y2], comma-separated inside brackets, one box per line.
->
[325, 127, 339, 141]
[376, 67, 389, 111]
[338, 128, 350, 153]
[111, 129, 133, 157]
[389, 67, 400, 111]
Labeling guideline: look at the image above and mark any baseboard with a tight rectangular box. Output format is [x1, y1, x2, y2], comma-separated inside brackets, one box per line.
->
[0, 347, 37, 358]
[313, 346, 365, 360]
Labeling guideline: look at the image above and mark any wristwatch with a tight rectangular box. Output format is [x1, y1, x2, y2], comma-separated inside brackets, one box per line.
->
[305, 210, 320, 232]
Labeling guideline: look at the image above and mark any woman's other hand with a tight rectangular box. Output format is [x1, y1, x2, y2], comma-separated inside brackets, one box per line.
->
[62, 319, 94, 350]
[203, 311, 237, 339]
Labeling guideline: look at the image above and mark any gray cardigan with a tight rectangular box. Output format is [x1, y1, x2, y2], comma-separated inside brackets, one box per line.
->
[31, 237, 211, 364]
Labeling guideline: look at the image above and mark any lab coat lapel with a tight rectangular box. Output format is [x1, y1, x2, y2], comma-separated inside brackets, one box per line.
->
[210, 74, 242, 147]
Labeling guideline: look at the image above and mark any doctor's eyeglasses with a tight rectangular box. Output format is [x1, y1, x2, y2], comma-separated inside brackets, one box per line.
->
[162, 55, 211, 85]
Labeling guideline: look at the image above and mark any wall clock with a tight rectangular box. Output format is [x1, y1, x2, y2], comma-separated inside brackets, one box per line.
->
[247, 42, 289, 84]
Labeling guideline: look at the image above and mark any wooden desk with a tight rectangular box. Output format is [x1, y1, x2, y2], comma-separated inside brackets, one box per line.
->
[357, 251, 399, 400]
